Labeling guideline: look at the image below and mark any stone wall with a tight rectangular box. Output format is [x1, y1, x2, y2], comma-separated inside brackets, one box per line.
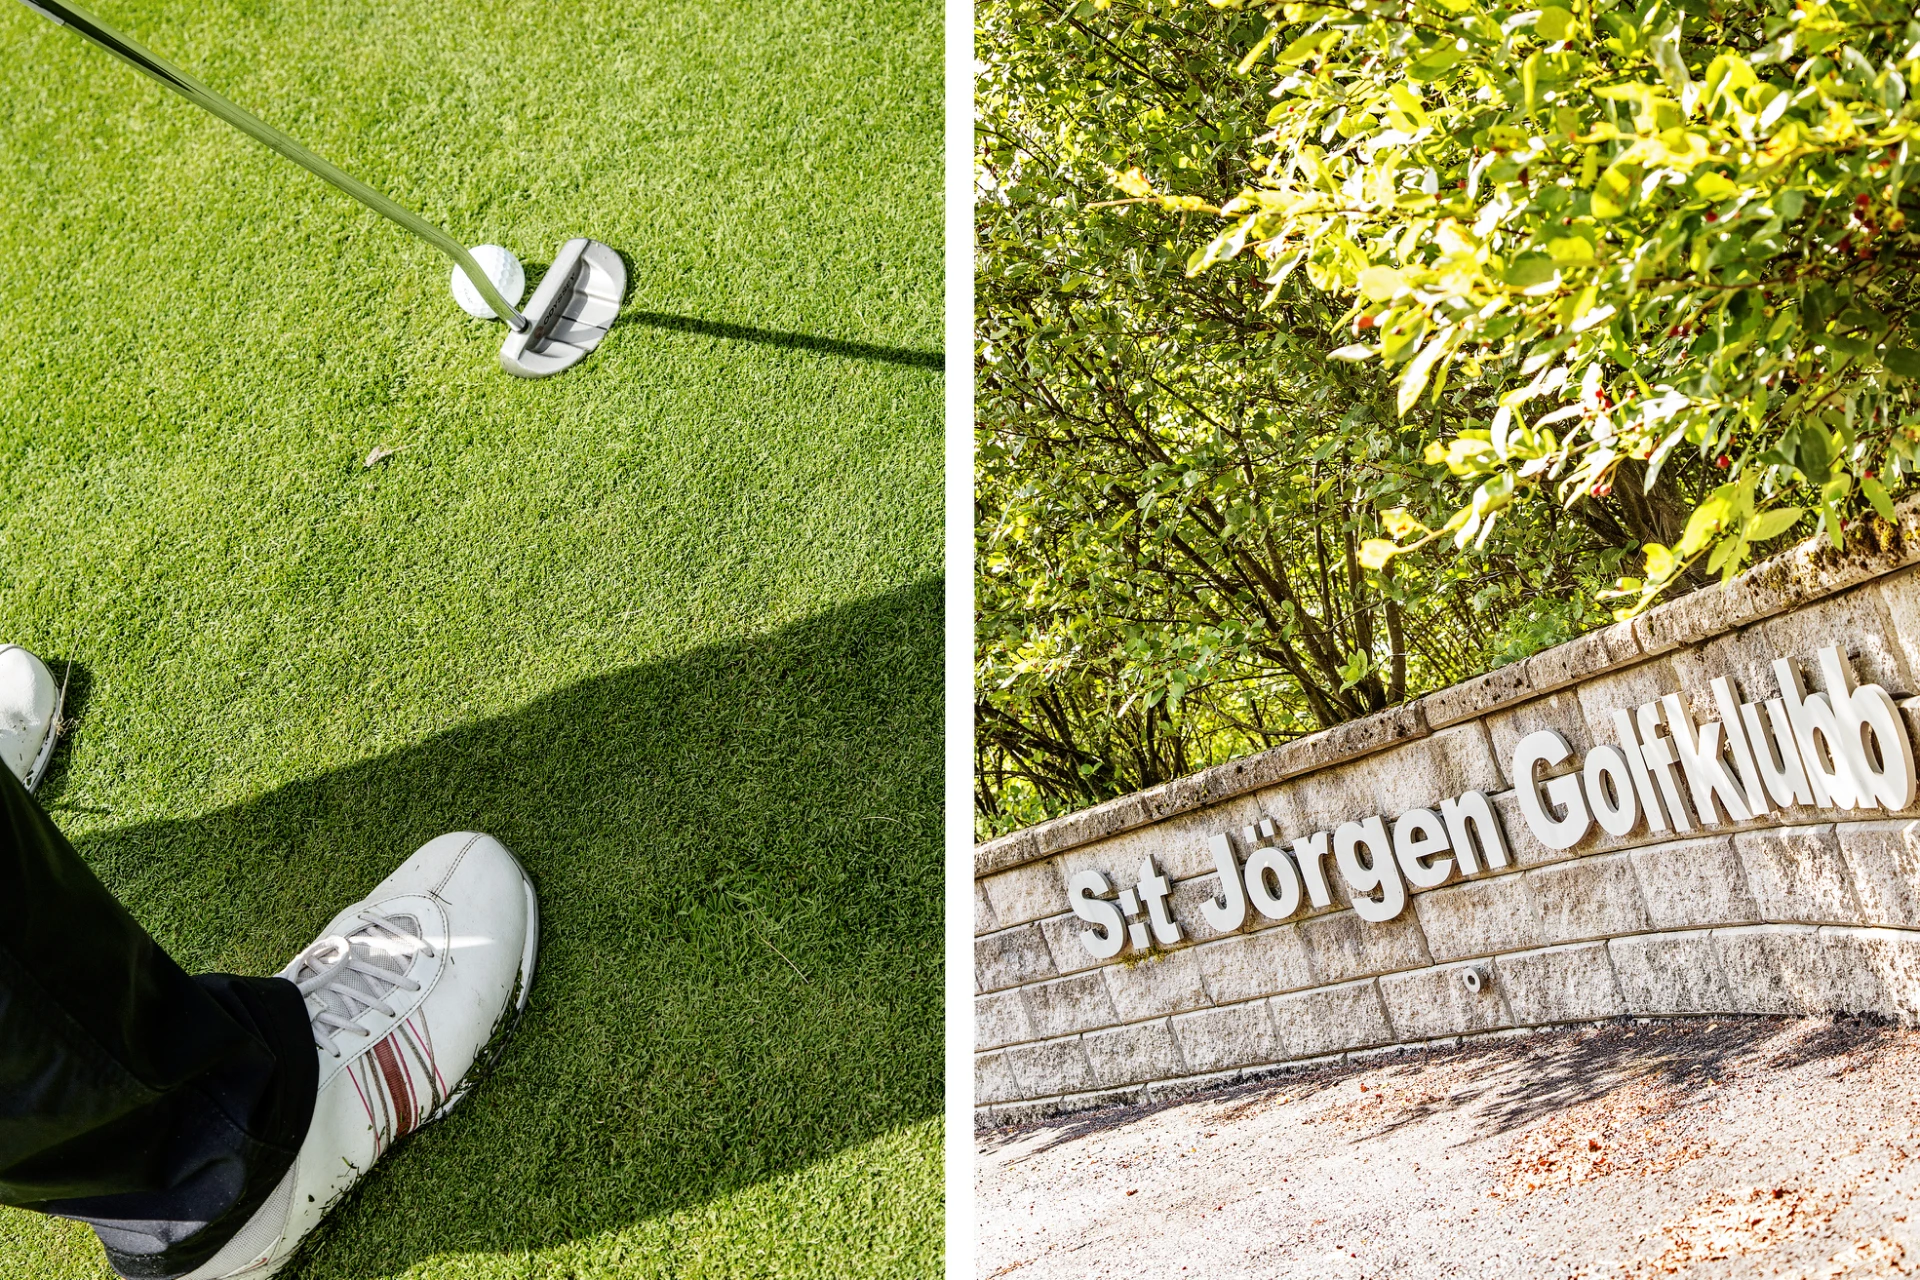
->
[974, 507, 1920, 1125]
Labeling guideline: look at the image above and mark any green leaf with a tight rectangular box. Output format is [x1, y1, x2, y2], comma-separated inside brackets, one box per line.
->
[1534, 6, 1575, 40]
[1275, 30, 1335, 66]
[1408, 44, 1464, 81]
[1884, 347, 1920, 378]
[1747, 508, 1803, 542]
[1546, 236, 1596, 265]
[1357, 265, 1405, 301]
[1504, 255, 1558, 288]
[1396, 333, 1452, 417]
[1236, 24, 1279, 75]
[1693, 171, 1737, 201]
[1678, 491, 1735, 557]
[1863, 475, 1897, 522]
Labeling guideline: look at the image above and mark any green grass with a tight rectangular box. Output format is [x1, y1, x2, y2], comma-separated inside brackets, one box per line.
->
[0, 0, 942, 1273]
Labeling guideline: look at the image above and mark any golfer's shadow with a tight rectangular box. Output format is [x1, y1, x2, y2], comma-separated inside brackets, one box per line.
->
[70, 579, 942, 1276]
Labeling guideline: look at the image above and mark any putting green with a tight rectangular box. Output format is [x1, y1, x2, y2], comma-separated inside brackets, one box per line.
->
[0, 0, 942, 1273]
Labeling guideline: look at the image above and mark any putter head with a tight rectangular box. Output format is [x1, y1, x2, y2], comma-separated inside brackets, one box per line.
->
[500, 238, 626, 378]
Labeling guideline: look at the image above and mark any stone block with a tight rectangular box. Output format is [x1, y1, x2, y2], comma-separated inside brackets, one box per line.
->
[1422, 662, 1533, 730]
[1711, 924, 1826, 1015]
[1733, 825, 1862, 924]
[1825, 926, 1920, 1023]
[1194, 926, 1317, 1004]
[1103, 948, 1212, 1021]
[1836, 821, 1920, 928]
[1608, 932, 1734, 1015]
[980, 859, 1066, 930]
[976, 988, 1033, 1051]
[975, 923, 1056, 993]
[1633, 577, 1767, 657]
[1180, 746, 1311, 809]
[1281, 761, 1384, 840]
[1171, 1001, 1282, 1073]
[1525, 852, 1650, 945]
[1492, 788, 1637, 870]
[1021, 971, 1117, 1039]
[1629, 836, 1760, 930]
[1671, 590, 1911, 728]
[1243, 784, 1311, 843]
[1756, 589, 1912, 698]
[1036, 912, 1109, 977]
[1269, 980, 1396, 1057]
[975, 827, 1038, 879]
[1875, 568, 1920, 697]
[1004, 1037, 1097, 1097]
[1061, 791, 1270, 886]
[1298, 910, 1432, 983]
[1270, 702, 1429, 778]
[1524, 622, 1640, 698]
[976, 1050, 1019, 1105]
[1218, 814, 1352, 913]
[1798, 928, 1902, 1013]
[1487, 689, 1596, 782]
[973, 880, 998, 936]
[1083, 1018, 1187, 1086]
[1572, 659, 1683, 765]
[1168, 872, 1243, 945]
[1414, 872, 1542, 962]
[1497, 942, 1626, 1025]
[1028, 792, 1152, 860]
[1378, 964, 1512, 1040]
[1368, 723, 1506, 818]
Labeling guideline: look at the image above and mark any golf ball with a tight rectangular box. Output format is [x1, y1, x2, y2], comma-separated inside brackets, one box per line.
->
[450, 244, 526, 320]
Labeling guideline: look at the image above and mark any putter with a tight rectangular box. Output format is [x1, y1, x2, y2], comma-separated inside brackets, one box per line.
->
[13, 0, 624, 378]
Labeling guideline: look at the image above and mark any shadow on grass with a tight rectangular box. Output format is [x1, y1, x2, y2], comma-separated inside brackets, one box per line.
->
[72, 579, 942, 1275]
[620, 310, 944, 371]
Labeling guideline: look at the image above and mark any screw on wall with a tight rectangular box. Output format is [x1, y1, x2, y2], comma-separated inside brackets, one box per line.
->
[1461, 963, 1492, 995]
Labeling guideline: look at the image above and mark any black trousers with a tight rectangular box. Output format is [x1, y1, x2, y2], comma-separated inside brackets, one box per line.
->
[0, 766, 316, 1279]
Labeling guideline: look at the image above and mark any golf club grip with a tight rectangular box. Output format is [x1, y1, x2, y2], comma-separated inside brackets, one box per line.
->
[12, 0, 529, 331]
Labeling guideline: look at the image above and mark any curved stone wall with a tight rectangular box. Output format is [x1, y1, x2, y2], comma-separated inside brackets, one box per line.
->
[974, 511, 1920, 1125]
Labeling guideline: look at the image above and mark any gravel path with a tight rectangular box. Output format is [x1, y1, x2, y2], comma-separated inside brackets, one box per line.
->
[977, 1018, 1920, 1279]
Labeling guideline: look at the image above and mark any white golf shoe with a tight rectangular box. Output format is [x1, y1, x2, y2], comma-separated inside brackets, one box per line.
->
[0, 644, 62, 790]
[182, 832, 539, 1280]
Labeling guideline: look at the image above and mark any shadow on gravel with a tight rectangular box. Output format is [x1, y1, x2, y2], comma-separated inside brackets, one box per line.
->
[984, 1016, 1895, 1158]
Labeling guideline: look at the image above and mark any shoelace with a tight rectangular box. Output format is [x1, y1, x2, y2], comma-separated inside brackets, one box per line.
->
[292, 911, 437, 1057]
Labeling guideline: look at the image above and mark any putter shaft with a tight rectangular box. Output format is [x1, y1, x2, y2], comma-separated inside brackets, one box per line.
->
[15, 0, 529, 331]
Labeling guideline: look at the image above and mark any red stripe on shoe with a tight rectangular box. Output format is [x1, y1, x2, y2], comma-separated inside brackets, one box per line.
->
[372, 1035, 416, 1137]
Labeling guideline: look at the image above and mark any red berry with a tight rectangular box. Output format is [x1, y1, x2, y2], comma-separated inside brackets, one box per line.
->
[1358, 315, 1377, 329]
[1705, 212, 1718, 222]
[1591, 482, 1613, 497]
[1716, 455, 1730, 468]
